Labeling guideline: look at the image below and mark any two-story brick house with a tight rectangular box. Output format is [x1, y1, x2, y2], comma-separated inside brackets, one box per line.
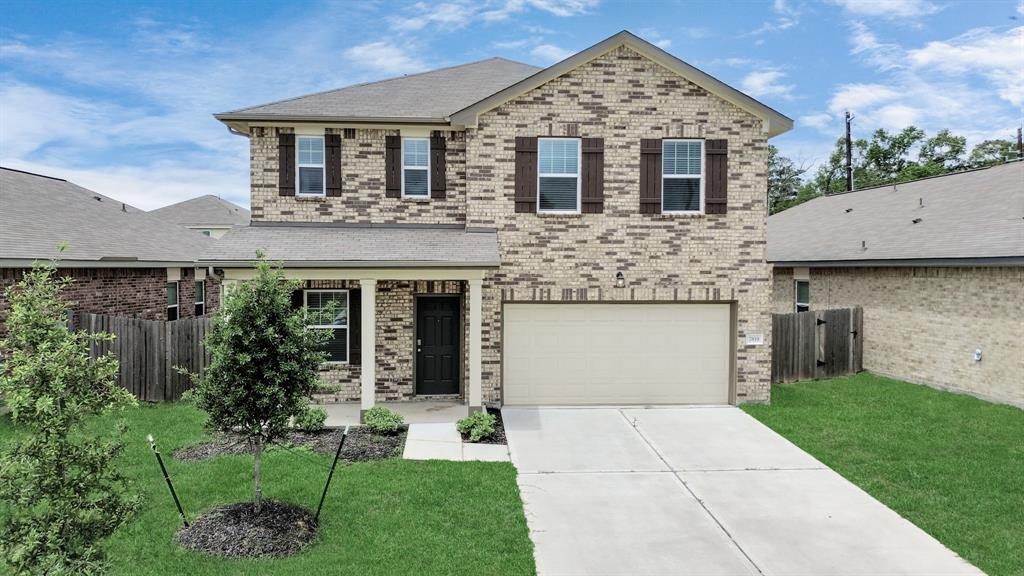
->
[203, 31, 793, 415]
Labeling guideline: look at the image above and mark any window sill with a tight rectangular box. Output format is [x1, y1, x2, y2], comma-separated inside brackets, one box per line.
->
[400, 195, 432, 202]
[653, 212, 706, 218]
[295, 194, 327, 201]
[536, 211, 582, 217]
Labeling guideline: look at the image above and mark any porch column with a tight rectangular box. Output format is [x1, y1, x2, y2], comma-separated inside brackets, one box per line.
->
[468, 278, 483, 412]
[360, 278, 377, 419]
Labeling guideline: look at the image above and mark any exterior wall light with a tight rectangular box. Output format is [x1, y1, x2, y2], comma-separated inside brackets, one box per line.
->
[615, 271, 626, 288]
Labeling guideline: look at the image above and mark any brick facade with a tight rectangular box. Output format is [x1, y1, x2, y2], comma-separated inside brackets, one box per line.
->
[772, 266, 1024, 407]
[246, 46, 774, 404]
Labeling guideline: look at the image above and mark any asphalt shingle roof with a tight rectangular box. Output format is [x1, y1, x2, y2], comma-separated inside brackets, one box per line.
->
[150, 195, 250, 227]
[216, 58, 542, 122]
[767, 161, 1024, 264]
[0, 167, 214, 265]
[200, 225, 500, 267]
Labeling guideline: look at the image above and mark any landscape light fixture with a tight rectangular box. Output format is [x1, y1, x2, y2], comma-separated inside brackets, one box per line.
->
[615, 271, 626, 288]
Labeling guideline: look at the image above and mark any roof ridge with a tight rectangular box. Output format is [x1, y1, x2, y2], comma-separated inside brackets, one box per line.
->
[819, 159, 1024, 198]
[218, 56, 538, 116]
[1, 166, 67, 182]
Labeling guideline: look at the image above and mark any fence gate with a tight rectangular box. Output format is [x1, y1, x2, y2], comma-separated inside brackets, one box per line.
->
[78, 313, 212, 402]
[771, 307, 863, 383]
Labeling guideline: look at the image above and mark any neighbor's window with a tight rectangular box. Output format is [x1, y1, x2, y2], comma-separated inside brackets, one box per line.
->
[305, 290, 349, 363]
[538, 138, 580, 213]
[195, 280, 206, 316]
[662, 139, 703, 213]
[297, 135, 325, 196]
[167, 282, 179, 321]
[795, 280, 810, 313]
[402, 137, 430, 197]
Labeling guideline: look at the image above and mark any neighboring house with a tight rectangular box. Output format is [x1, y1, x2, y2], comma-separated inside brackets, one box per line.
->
[203, 31, 793, 414]
[769, 161, 1024, 407]
[0, 167, 222, 336]
[150, 194, 250, 238]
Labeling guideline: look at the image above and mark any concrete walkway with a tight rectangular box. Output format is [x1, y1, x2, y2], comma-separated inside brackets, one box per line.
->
[322, 400, 468, 427]
[402, 423, 510, 462]
[504, 406, 982, 576]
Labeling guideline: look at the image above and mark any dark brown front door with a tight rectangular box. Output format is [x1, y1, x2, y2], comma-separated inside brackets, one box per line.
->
[416, 296, 460, 395]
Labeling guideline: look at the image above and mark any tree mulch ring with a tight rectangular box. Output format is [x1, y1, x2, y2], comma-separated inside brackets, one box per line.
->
[176, 500, 316, 558]
[461, 409, 507, 445]
[173, 426, 408, 463]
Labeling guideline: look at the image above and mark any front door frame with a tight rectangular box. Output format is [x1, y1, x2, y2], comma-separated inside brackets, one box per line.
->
[413, 294, 463, 397]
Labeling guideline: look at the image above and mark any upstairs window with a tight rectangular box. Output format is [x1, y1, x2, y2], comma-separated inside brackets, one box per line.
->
[297, 135, 325, 196]
[195, 280, 206, 316]
[167, 282, 179, 321]
[538, 138, 580, 213]
[305, 290, 349, 363]
[662, 139, 703, 213]
[402, 138, 430, 197]
[795, 280, 810, 313]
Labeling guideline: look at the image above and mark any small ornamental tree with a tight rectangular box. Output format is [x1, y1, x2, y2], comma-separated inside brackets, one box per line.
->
[192, 253, 330, 511]
[0, 260, 138, 576]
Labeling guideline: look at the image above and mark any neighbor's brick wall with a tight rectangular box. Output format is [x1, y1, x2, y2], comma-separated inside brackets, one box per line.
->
[0, 267, 222, 339]
[772, 266, 1024, 406]
[248, 127, 467, 224]
[467, 46, 773, 403]
[303, 280, 469, 402]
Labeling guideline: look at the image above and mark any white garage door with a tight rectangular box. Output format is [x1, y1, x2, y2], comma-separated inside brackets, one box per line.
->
[503, 303, 731, 405]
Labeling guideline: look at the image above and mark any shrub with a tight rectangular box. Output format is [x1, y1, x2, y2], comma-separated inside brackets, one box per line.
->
[457, 411, 497, 443]
[363, 406, 404, 434]
[293, 403, 327, 432]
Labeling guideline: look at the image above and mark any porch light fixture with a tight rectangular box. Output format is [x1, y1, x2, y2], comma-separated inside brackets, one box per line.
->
[615, 271, 626, 288]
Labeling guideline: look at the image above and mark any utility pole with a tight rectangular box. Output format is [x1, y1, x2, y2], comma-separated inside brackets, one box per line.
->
[845, 111, 854, 191]
[1017, 127, 1022, 160]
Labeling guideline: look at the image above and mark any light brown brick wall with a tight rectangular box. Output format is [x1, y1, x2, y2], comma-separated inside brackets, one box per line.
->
[467, 46, 773, 403]
[772, 266, 1024, 406]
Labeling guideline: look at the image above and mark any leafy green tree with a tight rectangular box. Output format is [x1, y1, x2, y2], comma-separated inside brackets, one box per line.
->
[918, 129, 967, 172]
[968, 138, 1019, 168]
[0, 261, 138, 576]
[767, 144, 810, 214]
[191, 253, 330, 512]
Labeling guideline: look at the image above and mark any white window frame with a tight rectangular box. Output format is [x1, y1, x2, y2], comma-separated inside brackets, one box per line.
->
[167, 281, 179, 321]
[795, 280, 810, 313]
[296, 135, 326, 197]
[537, 137, 581, 214]
[401, 137, 431, 199]
[661, 138, 705, 215]
[194, 280, 206, 317]
[304, 289, 350, 364]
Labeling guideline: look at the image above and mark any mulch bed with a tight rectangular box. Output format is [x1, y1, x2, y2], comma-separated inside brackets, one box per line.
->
[176, 500, 316, 558]
[461, 409, 507, 445]
[173, 426, 408, 463]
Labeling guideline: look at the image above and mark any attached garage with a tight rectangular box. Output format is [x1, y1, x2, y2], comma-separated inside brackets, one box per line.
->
[502, 303, 732, 405]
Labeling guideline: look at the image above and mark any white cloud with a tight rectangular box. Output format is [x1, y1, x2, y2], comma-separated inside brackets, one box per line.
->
[799, 113, 835, 131]
[907, 26, 1024, 106]
[740, 69, 795, 99]
[389, 1, 477, 32]
[482, 0, 598, 21]
[530, 43, 574, 63]
[343, 42, 428, 75]
[748, 0, 800, 36]
[828, 83, 901, 114]
[828, 0, 941, 18]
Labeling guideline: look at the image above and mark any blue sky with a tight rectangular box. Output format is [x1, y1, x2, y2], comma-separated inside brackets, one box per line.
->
[1, 0, 1021, 209]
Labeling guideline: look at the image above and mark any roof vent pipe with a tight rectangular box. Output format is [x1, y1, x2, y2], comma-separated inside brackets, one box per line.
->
[919, 197, 924, 208]
[122, 203, 127, 212]
[912, 218, 922, 224]
[861, 240, 867, 250]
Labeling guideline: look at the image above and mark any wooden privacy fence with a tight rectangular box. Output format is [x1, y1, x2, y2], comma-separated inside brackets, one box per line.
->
[772, 307, 863, 383]
[77, 313, 212, 402]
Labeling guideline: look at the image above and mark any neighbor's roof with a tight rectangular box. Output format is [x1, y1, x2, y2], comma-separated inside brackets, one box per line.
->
[150, 195, 250, 227]
[0, 167, 214, 267]
[215, 58, 542, 124]
[767, 161, 1024, 266]
[215, 31, 793, 137]
[199, 225, 500, 268]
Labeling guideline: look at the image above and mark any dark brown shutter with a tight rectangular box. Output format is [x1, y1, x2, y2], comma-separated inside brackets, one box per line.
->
[705, 139, 728, 214]
[581, 138, 604, 214]
[278, 132, 295, 197]
[639, 138, 662, 214]
[430, 135, 447, 199]
[514, 136, 538, 213]
[348, 288, 361, 365]
[325, 133, 342, 197]
[385, 135, 401, 198]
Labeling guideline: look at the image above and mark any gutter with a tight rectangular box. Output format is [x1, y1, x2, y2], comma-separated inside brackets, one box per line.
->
[770, 256, 1024, 268]
[197, 259, 501, 269]
[0, 259, 202, 269]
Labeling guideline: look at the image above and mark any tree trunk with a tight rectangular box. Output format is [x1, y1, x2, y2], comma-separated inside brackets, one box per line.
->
[254, 436, 263, 513]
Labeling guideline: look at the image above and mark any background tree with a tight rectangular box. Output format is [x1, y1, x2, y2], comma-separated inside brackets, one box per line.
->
[191, 253, 330, 512]
[0, 260, 138, 576]
[767, 144, 809, 214]
[968, 138, 1019, 167]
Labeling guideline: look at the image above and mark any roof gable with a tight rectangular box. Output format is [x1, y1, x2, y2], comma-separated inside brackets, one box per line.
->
[450, 31, 793, 137]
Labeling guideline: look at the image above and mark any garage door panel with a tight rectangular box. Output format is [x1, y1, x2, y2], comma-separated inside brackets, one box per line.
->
[503, 303, 730, 405]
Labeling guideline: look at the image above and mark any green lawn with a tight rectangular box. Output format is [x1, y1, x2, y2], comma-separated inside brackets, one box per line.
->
[743, 373, 1024, 576]
[0, 403, 536, 576]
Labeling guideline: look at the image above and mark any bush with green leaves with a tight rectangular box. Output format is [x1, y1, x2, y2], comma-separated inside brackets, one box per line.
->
[293, 403, 327, 432]
[362, 406, 404, 434]
[0, 260, 138, 576]
[189, 252, 332, 512]
[457, 411, 497, 443]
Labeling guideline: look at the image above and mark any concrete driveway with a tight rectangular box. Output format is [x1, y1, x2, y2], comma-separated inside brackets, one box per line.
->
[503, 406, 982, 576]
